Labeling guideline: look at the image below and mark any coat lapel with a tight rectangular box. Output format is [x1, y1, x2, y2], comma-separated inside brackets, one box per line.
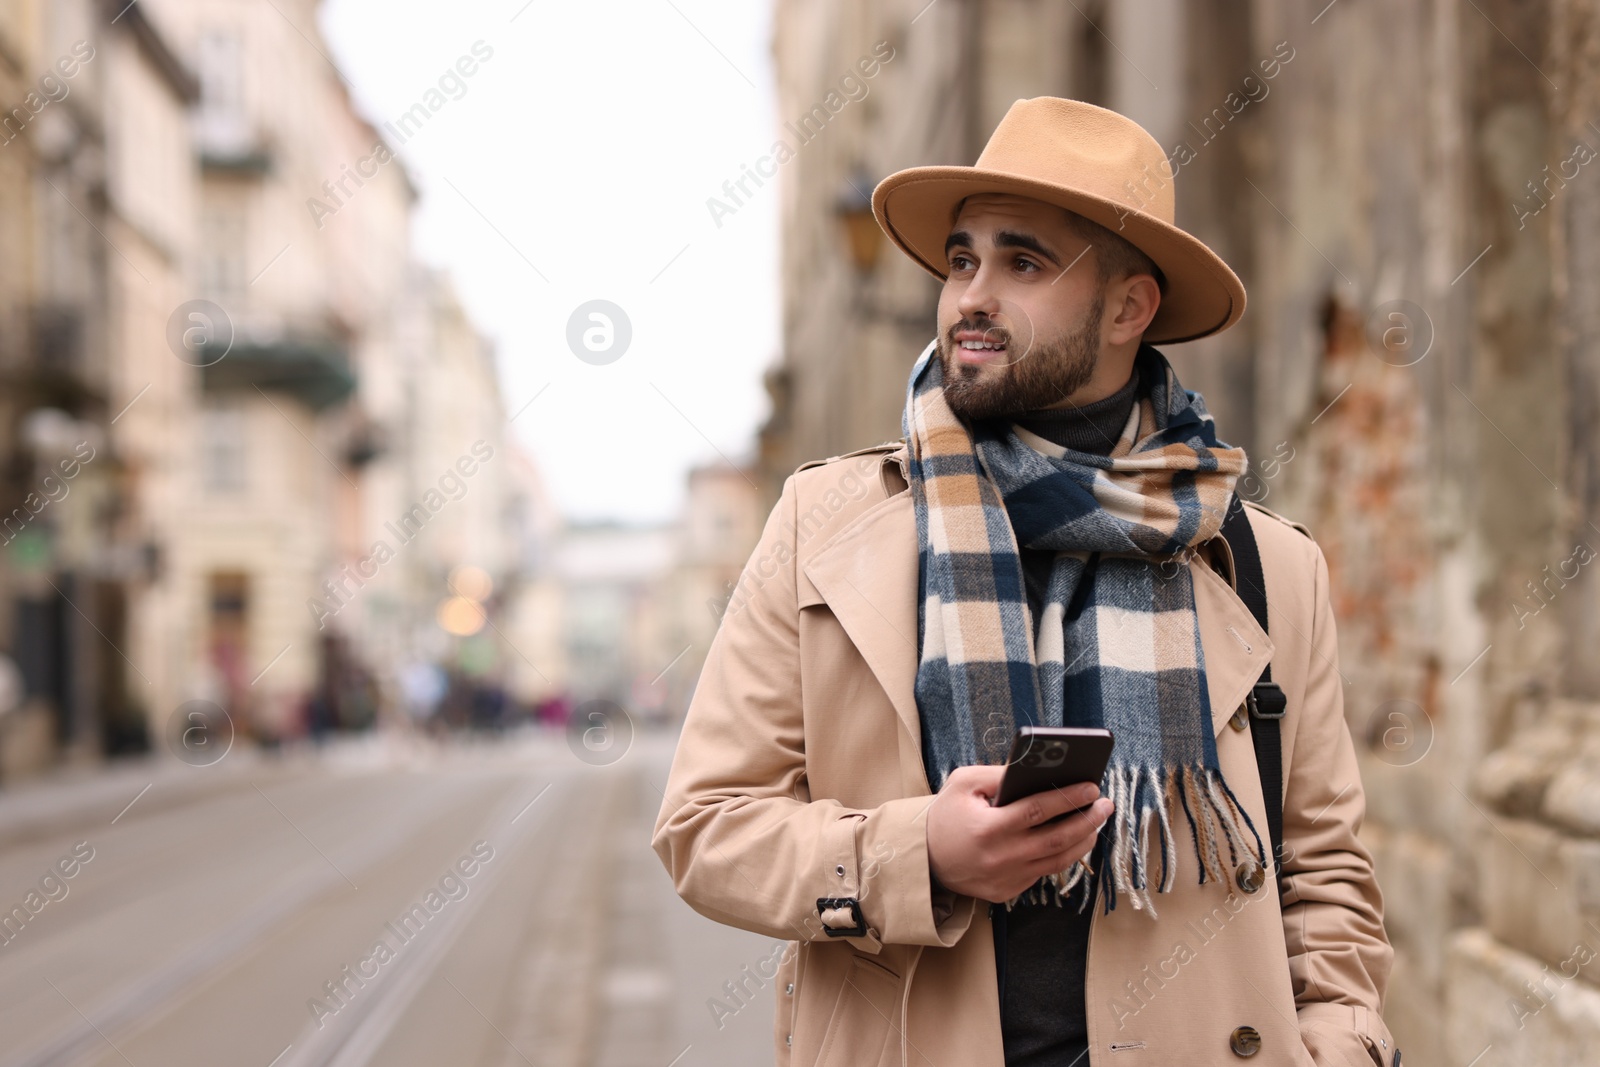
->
[1189, 551, 1275, 736]
[801, 491, 928, 794]
[801, 487, 1277, 793]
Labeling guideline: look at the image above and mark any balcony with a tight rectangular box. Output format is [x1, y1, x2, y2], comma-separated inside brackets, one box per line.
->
[195, 110, 274, 175]
[2, 303, 107, 407]
[200, 336, 355, 411]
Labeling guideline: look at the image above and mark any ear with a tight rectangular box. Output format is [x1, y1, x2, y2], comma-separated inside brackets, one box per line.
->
[1104, 274, 1161, 346]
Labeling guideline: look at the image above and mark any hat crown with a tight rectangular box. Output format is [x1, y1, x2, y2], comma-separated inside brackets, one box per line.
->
[972, 98, 1175, 225]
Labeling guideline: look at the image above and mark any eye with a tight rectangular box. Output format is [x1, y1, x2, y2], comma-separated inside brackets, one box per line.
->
[949, 253, 975, 272]
[1014, 256, 1041, 274]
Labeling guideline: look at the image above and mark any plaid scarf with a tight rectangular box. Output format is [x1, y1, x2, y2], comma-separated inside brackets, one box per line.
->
[903, 339, 1266, 915]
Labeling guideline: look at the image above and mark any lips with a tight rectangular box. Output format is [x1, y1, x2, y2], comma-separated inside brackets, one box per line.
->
[952, 328, 1009, 365]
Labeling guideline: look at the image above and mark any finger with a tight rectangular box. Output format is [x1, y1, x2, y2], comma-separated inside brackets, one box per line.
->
[996, 780, 1102, 829]
[944, 764, 1005, 795]
[1018, 797, 1113, 865]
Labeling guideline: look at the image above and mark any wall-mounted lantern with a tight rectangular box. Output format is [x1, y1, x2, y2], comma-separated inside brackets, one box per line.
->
[834, 168, 884, 274]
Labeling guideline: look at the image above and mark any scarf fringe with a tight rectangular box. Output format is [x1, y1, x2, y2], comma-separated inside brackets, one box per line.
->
[1009, 762, 1268, 916]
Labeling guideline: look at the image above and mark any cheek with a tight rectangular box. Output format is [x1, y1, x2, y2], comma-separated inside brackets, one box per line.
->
[1036, 291, 1094, 337]
[999, 296, 1047, 346]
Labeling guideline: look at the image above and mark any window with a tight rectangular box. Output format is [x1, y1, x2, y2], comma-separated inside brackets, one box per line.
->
[198, 207, 247, 304]
[200, 404, 247, 494]
[197, 30, 244, 127]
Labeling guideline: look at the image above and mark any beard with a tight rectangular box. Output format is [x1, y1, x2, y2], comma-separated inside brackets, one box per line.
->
[937, 291, 1105, 421]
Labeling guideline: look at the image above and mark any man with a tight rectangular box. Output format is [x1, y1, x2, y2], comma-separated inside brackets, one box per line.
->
[654, 98, 1396, 1066]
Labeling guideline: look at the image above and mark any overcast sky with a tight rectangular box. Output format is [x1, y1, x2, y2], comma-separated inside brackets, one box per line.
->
[319, 0, 780, 526]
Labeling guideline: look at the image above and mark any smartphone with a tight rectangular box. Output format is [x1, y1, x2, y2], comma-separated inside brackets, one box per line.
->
[992, 726, 1115, 820]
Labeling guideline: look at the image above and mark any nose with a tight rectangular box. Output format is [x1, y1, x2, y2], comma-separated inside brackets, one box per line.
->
[955, 262, 1003, 323]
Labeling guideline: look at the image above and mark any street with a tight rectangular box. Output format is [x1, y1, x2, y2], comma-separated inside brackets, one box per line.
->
[0, 730, 776, 1067]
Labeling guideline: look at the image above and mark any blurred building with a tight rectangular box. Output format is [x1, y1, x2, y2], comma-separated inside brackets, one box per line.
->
[499, 447, 565, 711]
[97, 1, 204, 762]
[655, 462, 764, 717]
[348, 266, 527, 728]
[765, 0, 1600, 1062]
[149, 0, 542, 742]
[0, 0, 198, 774]
[146, 0, 406, 743]
[0, 0, 548, 772]
[536, 462, 763, 727]
[552, 521, 677, 719]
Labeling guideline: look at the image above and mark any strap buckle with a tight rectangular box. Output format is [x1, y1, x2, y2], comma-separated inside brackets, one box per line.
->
[1247, 681, 1287, 720]
[816, 897, 867, 937]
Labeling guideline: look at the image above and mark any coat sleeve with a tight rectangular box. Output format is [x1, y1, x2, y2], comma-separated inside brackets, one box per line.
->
[651, 472, 977, 952]
[1283, 540, 1399, 1067]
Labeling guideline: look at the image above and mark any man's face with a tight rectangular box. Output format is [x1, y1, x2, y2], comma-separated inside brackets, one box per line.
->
[935, 194, 1107, 420]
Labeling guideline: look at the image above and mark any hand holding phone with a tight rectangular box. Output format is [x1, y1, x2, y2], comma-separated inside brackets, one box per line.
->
[992, 726, 1115, 822]
[926, 728, 1116, 903]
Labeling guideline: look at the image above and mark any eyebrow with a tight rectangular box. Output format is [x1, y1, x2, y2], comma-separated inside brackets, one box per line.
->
[944, 228, 1064, 268]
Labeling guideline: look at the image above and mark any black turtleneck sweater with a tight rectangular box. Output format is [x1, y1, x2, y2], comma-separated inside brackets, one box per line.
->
[993, 366, 1140, 1067]
[1011, 371, 1142, 628]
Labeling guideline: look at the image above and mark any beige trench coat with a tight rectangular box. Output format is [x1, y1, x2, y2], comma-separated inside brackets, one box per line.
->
[653, 441, 1396, 1067]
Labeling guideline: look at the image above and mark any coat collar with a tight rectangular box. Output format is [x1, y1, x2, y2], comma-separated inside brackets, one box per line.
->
[800, 483, 1274, 796]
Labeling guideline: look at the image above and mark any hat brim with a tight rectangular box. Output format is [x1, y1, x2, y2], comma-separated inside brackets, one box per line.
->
[871, 168, 1246, 345]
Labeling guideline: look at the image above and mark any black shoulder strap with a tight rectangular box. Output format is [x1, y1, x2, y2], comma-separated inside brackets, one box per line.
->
[1217, 496, 1289, 888]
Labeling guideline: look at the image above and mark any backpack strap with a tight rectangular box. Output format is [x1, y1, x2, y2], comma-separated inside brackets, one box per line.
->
[1217, 496, 1289, 890]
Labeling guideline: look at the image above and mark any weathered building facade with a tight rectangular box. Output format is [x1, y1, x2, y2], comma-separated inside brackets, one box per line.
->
[0, 0, 542, 773]
[762, 1, 1600, 1062]
[0, 0, 198, 773]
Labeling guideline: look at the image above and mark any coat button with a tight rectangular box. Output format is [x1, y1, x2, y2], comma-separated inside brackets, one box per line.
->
[786, 1033, 793, 1047]
[1229, 1025, 1262, 1056]
[785, 982, 794, 995]
[1230, 707, 1248, 731]
[1236, 862, 1265, 894]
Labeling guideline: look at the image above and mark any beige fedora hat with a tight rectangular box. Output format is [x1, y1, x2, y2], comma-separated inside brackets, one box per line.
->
[871, 97, 1246, 344]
